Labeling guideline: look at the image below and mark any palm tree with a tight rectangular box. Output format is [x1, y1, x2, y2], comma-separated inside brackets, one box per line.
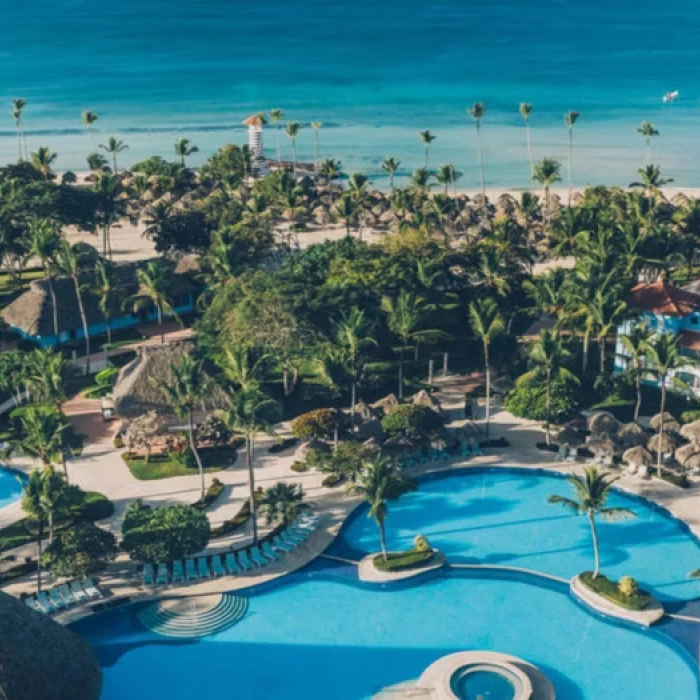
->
[382, 157, 401, 195]
[17, 406, 68, 471]
[96, 260, 120, 346]
[644, 333, 695, 476]
[419, 130, 436, 169]
[347, 456, 414, 562]
[25, 218, 61, 343]
[99, 136, 128, 172]
[333, 194, 357, 236]
[161, 354, 210, 500]
[93, 172, 130, 259]
[319, 158, 343, 203]
[174, 138, 199, 167]
[436, 163, 461, 195]
[81, 111, 98, 151]
[129, 261, 175, 344]
[630, 165, 674, 225]
[26, 349, 71, 410]
[564, 110, 580, 204]
[467, 102, 487, 195]
[31, 147, 57, 181]
[222, 388, 281, 545]
[87, 152, 109, 174]
[518, 330, 577, 445]
[285, 122, 301, 177]
[12, 98, 27, 160]
[260, 482, 303, 526]
[548, 466, 635, 578]
[269, 108, 285, 162]
[519, 102, 534, 186]
[637, 121, 659, 165]
[533, 158, 562, 228]
[217, 344, 269, 393]
[468, 298, 504, 437]
[311, 121, 322, 175]
[673, 198, 700, 278]
[56, 241, 92, 374]
[619, 324, 653, 422]
[21, 469, 48, 592]
[333, 307, 377, 427]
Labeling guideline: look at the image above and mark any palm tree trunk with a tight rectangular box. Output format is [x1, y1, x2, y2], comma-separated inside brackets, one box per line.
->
[425, 146, 428, 169]
[246, 435, 258, 545]
[350, 378, 357, 430]
[588, 511, 601, 578]
[36, 520, 44, 593]
[61, 449, 69, 483]
[568, 128, 573, 205]
[582, 331, 589, 374]
[73, 277, 91, 375]
[15, 122, 22, 161]
[48, 511, 55, 545]
[484, 342, 491, 438]
[398, 344, 405, 400]
[545, 368, 552, 446]
[45, 270, 60, 346]
[112, 154, 117, 172]
[314, 133, 319, 176]
[526, 121, 534, 188]
[657, 381, 666, 477]
[106, 318, 112, 346]
[634, 375, 642, 423]
[275, 126, 281, 163]
[292, 141, 297, 178]
[378, 517, 388, 562]
[598, 336, 606, 374]
[476, 122, 485, 196]
[157, 303, 164, 344]
[188, 410, 206, 500]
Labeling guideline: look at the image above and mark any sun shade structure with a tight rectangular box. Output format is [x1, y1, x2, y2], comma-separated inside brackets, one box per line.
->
[649, 412, 681, 433]
[648, 432, 679, 454]
[586, 434, 617, 457]
[622, 446, 653, 467]
[617, 422, 648, 449]
[680, 420, 700, 444]
[587, 411, 620, 436]
[555, 426, 585, 447]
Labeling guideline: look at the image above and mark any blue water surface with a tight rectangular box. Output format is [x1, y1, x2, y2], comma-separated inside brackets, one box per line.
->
[0, 466, 23, 510]
[336, 468, 700, 601]
[2, 0, 700, 183]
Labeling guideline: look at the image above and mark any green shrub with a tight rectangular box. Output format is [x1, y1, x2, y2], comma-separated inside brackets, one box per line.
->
[321, 473, 343, 488]
[42, 521, 118, 578]
[618, 576, 638, 597]
[414, 534, 431, 552]
[373, 548, 435, 572]
[77, 491, 115, 521]
[681, 410, 700, 424]
[113, 435, 124, 449]
[232, 436, 245, 449]
[506, 375, 581, 422]
[83, 367, 119, 399]
[269, 437, 299, 454]
[579, 572, 652, 611]
[290, 461, 309, 473]
[192, 478, 225, 510]
[381, 404, 443, 441]
[291, 408, 344, 440]
[210, 500, 251, 538]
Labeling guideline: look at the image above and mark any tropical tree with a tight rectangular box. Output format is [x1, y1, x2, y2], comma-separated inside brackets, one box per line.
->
[99, 136, 128, 172]
[467, 102, 487, 195]
[269, 108, 285, 162]
[310, 121, 322, 175]
[25, 218, 61, 342]
[468, 298, 504, 437]
[260, 482, 303, 526]
[319, 158, 343, 203]
[419, 130, 436, 169]
[93, 171, 131, 258]
[42, 521, 118, 579]
[16, 406, 69, 475]
[96, 259, 121, 345]
[519, 102, 534, 186]
[564, 110, 580, 204]
[637, 121, 659, 165]
[87, 152, 109, 174]
[21, 469, 49, 592]
[347, 456, 414, 562]
[619, 324, 652, 422]
[222, 388, 281, 545]
[174, 138, 199, 167]
[285, 122, 301, 177]
[25, 349, 71, 410]
[333, 194, 357, 236]
[673, 198, 700, 277]
[630, 165, 673, 226]
[436, 163, 461, 195]
[129, 261, 175, 344]
[12, 98, 27, 160]
[533, 158, 562, 228]
[81, 111, 98, 151]
[382, 157, 401, 195]
[548, 466, 635, 578]
[31, 147, 57, 181]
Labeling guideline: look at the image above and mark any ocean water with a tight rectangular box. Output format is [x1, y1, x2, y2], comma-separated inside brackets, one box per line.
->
[2, 0, 700, 186]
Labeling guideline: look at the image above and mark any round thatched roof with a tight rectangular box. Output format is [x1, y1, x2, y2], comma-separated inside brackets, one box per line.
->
[680, 420, 700, 444]
[675, 443, 700, 467]
[556, 426, 585, 447]
[649, 412, 680, 432]
[587, 412, 620, 436]
[648, 432, 679, 453]
[587, 434, 616, 455]
[0, 591, 101, 700]
[617, 422, 648, 449]
[622, 446, 652, 466]
[372, 393, 400, 416]
[564, 416, 588, 432]
[411, 389, 441, 412]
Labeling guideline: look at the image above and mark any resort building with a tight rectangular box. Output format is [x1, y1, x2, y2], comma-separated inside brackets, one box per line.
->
[243, 113, 268, 178]
[615, 278, 700, 392]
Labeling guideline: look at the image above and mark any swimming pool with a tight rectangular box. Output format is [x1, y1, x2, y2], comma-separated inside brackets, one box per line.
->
[335, 468, 700, 601]
[0, 466, 23, 511]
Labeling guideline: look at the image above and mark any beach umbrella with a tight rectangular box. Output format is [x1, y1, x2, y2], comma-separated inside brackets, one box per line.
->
[587, 411, 620, 436]
[648, 432, 679, 454]
[674, 443, 700, 466]
[372, 393, 400, 416]
[586, 434, 616, 457]
[622, 446, 653, 467]
[556, 426, 585, 447]
[617, 422, 648, 449]
[649, 412, 680, 433]
[680, 420, 700, 445]
[564, 416, 588, 432]
[412, 389, 441, 413]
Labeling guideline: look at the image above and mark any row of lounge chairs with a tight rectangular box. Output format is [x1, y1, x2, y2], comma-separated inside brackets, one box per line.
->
[142, 514, 321, 588]
[24, 578, 102, 614]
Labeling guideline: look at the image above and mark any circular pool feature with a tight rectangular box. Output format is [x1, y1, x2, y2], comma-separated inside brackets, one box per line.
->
[452, 666, 519, 699]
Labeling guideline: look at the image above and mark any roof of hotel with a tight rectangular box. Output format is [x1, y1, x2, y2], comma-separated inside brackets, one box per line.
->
[628, 279, 700, 317]
[242, 114, 266, 127]
[679, 330, 700, 351]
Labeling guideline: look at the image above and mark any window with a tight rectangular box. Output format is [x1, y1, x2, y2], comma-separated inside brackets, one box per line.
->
[692, 315, 699, 326]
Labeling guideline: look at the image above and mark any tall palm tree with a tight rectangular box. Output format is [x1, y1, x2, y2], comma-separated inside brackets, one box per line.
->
[161, 354, 209, 500]
[17, 406, 68, 472]
[644, 333, 695, 476]
[99, 136, 129, 172]
[619, 324, 653, 422]
[419, 130, 436, 169]
[174, 138, 199, 167]
[347, 456, 414, 562]
[673, 198, 700, 278]
[517, 330, 577, 445]
[12, 98, 27, 160]
[436, 163, 461, 195]
[81, 111, 98, 151]
[25, 218, 61, 343]
[382, 157, 401, 195]
[564, 110, 580, 204]
[93, 172, 130, 259]
[519, 102, 534, 186]
[533, 158, 562, 228]
[319, 158, 343, 203]
[333, 194, 357, 236]
[467, 102, 487, 195]
[97, 260, 120, 346]
[260, 482, 303, 526]
[21, 469, 48, 592]
[31, 147, 57, 181]
[269, 108, 285, 162]
[285, 122, 301, 177]
[630, 165, 674, 226]
[636, 121, 659, 165]
[310, 121, 322, 175]
[26, 349, 71, 410]
[56, 241, 92, 374]
[129, 261, 175, 344]
[548, 466, 635, 578]
[468, 298, 504, 437]
[222, 388, 280, 545]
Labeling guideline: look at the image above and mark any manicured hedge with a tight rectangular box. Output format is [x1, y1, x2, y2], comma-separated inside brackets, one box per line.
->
[579, 572, 652, 611]
[192, 478, 225, 510]
[373, 548, 435, 572]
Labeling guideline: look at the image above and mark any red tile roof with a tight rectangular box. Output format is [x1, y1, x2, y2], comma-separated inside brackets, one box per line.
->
[628, 280, 700, 317]
[242, 114, 266, 127]
[679, 330, 700, 351]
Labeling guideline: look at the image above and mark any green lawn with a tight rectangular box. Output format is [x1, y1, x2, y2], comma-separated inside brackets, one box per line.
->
[579, 572, 652, 611]
[122, 448, 234, 480]
[373, 548, 436, 572]
[0, 268, 44, 307]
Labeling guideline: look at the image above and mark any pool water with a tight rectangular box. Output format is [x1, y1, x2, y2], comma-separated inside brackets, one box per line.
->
[454, 669, 515, 700]
[336, 468, 700, 601]
[0, 467, 23, 510]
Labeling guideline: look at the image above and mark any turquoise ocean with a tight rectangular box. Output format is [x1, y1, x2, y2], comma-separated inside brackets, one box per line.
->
[3, 0, 700, 187]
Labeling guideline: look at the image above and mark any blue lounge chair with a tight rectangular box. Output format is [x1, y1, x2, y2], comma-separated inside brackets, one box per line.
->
[197, 557, 211, 579]
[262, 542, 280, 560]
[185, 559, 198, 582]
[237, 550, 255, 570]
[250, 547, 267, 567]
[69, 581, 89, 603]
[25, 596, 46, 613]
[38, 591, 57, 613]
[172, 560, 184, 584]
[56, 583, 75, 606]
[48, 589, 67, 610]
[273, 534, 296, 552]
[83, 578, 103, 600]
[225, 552, 240, 575]
[156, 563, 169, 587]
[211, 554, 226, 577]
[143, 563, 155, 588]
[470, 441, 483, 456]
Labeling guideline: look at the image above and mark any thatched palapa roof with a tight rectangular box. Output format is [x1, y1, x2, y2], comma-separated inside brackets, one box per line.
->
[649, 412, 681, 433]
[617, 422, 648, 449]
[648, 432, 679, 453]
[556, 426, 585, 447]
[587, 412, 620, 436]
[622, 446, 652, 466]
[586, 434, 616, 456]
[675, 443, 700, 468]
[680, 420, 700, 444]
[412, 389, 441, 413]
[0, 590, 102, 700]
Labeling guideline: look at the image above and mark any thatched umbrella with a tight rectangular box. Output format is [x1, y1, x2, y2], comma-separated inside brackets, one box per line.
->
[587, 411, 620, 436]
[383, 434, 414, 457]
[648, 432, 679, 454]
[617, 422, 648, 449]
[675, 443, 700, 467]
[0, 590, 102, 700]
[586, 434, 616, 458]
[412, 389, 441, 412]
[622, 446, 653, 468]
[372, 393, 400, 416]
[353, 399, 375, 422]
[564, 416, 587, 432]
[649, 412, 680, 433]
[680, 420, 700, 445]
[556, 426, 585, 447]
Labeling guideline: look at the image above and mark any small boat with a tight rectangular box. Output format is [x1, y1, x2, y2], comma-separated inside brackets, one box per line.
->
[662, 90, 679, 103]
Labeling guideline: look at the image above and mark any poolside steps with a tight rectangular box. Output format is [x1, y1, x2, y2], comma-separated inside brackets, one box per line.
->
[136, 593, 248, 638]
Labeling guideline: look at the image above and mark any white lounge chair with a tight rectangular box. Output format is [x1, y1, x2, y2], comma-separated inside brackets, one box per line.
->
[48, 589, 66, 610]
[83, 578, 103, 600]
[37, 591, 55, 613]
[25, 596, 46, 613]
[69, 581, 89, 603]
[56, 583, 76, 606]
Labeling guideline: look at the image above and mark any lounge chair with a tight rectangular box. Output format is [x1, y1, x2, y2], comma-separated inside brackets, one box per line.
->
[224, 552, 240, 575]
[556, 444, 567, 460]
[69, 581, 89, 603]
[37, 591, 56, 613]
[262, 542, 280, 561]
[185, 559, 198, 582]
[56, 583, 76, 606]
[172, 560, 184, 584]
[272, 535, 296, 552]
[25, 596, 46, 613]
[250, 547, 268, 568]
[83, 578, 103, 600]
[156, 563, 169, 587]
[142, 563, 155, 588]
[565, 447, 577, 462]
[470, 441, 483, 457]
[48, 589, 67, 610]
[211, 554, 226, 577]
[197, 557, 211, 580]
[237, 550, 255, 571]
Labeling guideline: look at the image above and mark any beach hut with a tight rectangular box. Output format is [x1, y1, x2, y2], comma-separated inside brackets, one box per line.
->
[680, 420, 700, 445]
[622, 446, 653, 469]
[617, 422, 648, 449]
[372, 393, 400, 416]
[242, 113, 268, 177]
[587, 411, 620, 436]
